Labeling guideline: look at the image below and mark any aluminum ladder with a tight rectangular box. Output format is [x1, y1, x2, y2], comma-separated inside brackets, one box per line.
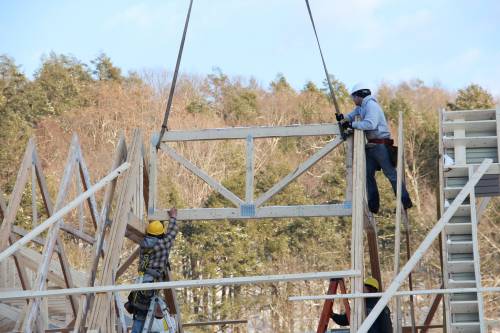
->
[439, 106, 500, 333]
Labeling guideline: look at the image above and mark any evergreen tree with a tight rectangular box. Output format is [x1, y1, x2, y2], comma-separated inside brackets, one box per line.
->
[91, 52, 123, 82]
[34, 52, 93, 114]
[448, 83, 495, 110]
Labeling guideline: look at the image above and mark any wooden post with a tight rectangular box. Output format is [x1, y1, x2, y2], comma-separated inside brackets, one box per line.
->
[345, 135, 353, 202]
[245, 134, 254, 203]
[394, 112, 404, 332]
[350, 126, 365, 332]
[148, 133, 158, 216]
[0, 139, 35, 251]
[31, 160, 38, 227]
[364, 211, 382, 291]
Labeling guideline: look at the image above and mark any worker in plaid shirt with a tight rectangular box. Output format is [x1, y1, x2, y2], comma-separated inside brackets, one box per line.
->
[140, 208, 179, 274]
[126, 208, 179, 333]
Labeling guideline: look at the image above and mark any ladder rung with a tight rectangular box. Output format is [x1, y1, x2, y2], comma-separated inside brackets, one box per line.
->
[452, 312, 480, 323]
[450, 322, 481, 333]
[443, 136, 498, 149]
[442, 119, 497, 132]
[445, 223, 472, 235]
[448, 272, 477, 288]
[449, 253, 474, 261]
[445, 205, 471, 217]
[447, 260, 474, 273]
[450, 300, 479, 314]
[444, 109, 496, 121]
[450, 293, 477, 302]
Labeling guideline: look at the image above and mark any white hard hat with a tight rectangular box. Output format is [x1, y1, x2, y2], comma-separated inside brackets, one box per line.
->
[350, 82, 370, 95]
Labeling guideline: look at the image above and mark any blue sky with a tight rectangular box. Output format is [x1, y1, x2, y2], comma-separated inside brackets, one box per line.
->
[1, 0, 500, 96]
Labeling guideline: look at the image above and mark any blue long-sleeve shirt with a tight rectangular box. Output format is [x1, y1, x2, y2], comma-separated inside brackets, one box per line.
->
[346, 95, 391, 140]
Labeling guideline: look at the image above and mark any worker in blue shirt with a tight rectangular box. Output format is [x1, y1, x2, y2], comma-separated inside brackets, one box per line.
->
[338, 83, 412, 214]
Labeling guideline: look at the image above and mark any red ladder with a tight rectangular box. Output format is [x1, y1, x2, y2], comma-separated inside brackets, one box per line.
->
[316, 278, 351, 333]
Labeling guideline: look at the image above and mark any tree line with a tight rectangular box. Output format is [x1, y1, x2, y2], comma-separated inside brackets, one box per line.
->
[0, 52, 497, 332]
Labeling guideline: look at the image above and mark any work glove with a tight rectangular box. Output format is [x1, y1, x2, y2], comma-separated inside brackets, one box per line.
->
[340, 119, 352, 130]
[168, 207, 177, 219]
[335, 113, 344, 122]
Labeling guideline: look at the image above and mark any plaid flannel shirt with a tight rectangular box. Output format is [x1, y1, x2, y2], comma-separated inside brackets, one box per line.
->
[147, 217, 178, 271]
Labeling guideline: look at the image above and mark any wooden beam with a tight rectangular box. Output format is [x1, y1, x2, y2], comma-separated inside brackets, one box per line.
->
[364, 212, 382, 291]
[254, 136, 343, 207]
[357, 159, 492, 333]
[0, 189, 6, 217]
[150, 204, 351, 221]
[163, 268, 184, 333]
[115, 246, 140, 279]
[0, 162, 130, 263]
[159, 123, 340, 142]
[183, 319, 247, 327]
[148, 135, 157, 215]
[394, 112, 404, 333]
[9, 236, 32, 295]
[31, 162, 38, 227]
[350, 126, 365, 332]
[76, 149, 102, 231]
[0, 139, 35, 251]
[288, 286, 500, 301]
[87, 130, 143, 330]
[0, 270, 361, 300]
[32, 145, 84, 319]
[420, 286, 443, 333]
[14, 247, 87, 288]
[76, 137, 128, 332]
[161, 143, 244, 207]
[24, 135, 82, 330]
[245, 135, 254, 203]
[344, 135, 353, 202]
[402, 211, 416, 333]
[60, 223, 95, 244]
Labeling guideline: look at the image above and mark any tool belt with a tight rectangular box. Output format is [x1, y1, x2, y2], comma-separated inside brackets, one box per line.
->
[367, 138, 394, 145]
[124, 270, 164, 317]
[367, 138, 398, 167]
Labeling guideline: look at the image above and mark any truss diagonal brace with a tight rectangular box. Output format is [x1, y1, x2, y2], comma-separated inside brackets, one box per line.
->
[0, 162, 130, 264]
[160, 143, 244, 207]
[254, 136, 343, 207]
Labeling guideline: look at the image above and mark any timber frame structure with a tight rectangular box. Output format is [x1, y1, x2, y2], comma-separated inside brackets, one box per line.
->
[0, 107, 499, 332]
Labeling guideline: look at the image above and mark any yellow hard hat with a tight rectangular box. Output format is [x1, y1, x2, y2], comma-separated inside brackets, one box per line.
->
[146, 220, 164, 236]
[364, 277, 380, 291]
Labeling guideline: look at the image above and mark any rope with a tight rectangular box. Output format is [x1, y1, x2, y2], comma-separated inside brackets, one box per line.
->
[304, 0, 342, 116]
[156, 0, 194, 150]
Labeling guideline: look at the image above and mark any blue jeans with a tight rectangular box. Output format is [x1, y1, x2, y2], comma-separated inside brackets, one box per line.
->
[131, 319, 145, 333]
[365, 144, 411, 213]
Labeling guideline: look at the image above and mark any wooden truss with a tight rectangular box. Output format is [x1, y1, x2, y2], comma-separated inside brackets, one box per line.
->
[0, 122, 386, 332]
